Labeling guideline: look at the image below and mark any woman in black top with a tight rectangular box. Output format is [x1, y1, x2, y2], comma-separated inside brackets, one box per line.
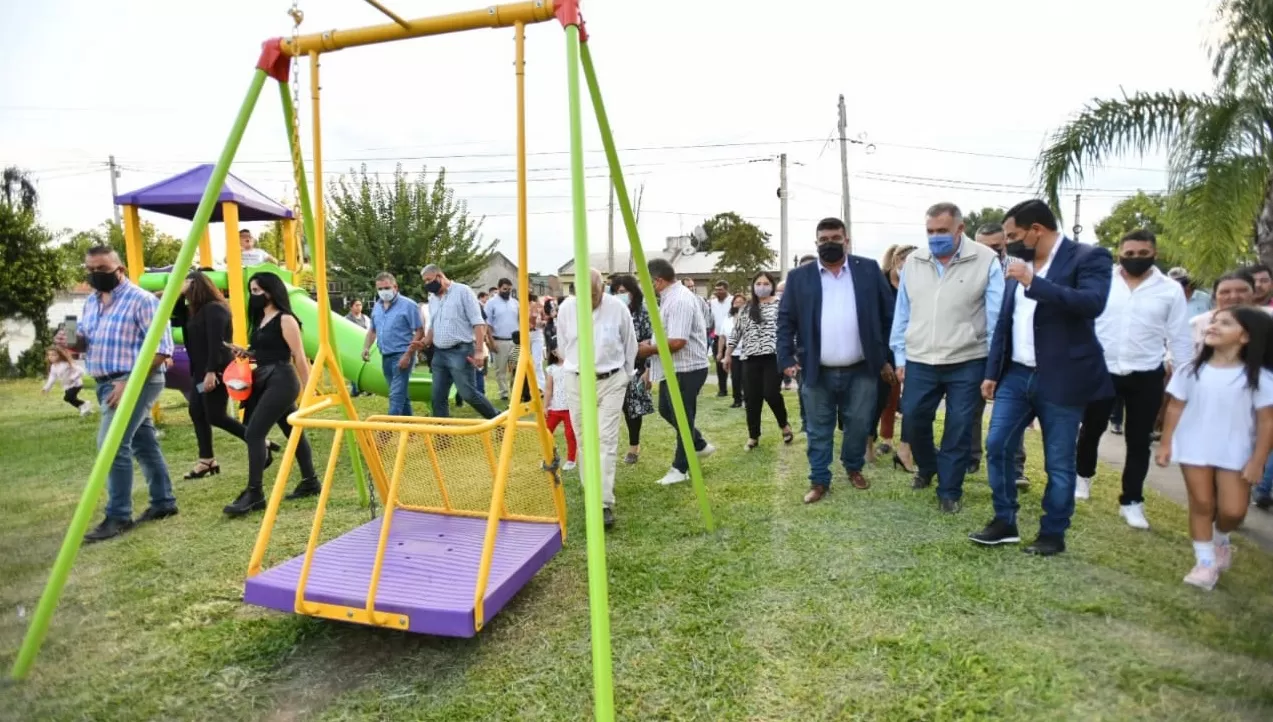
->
[223, 272, 319, 517]
[608, 275, 654, 464]
[173, 270, 268, 479]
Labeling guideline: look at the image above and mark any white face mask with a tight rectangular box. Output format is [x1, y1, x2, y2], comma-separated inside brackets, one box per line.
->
[377, 288, 396, 303]
[616, 292, 631, 306]
[753, 285, 773, 298]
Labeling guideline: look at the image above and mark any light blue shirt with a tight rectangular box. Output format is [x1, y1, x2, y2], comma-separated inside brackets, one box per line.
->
[484, 294, 519, 339]
[889, 242, 1004, 368]
[1185, 289, 1212, 318]
[428, 281, 486, 349]
[818, 261, 864, 366]
[369, 294, 423, 354]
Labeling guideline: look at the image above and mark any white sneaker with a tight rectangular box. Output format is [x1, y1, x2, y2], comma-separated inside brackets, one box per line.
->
[696, 443, 716, 459]
[562, 460, 577, 471]
[1075, 476, 1091, 500]
[1120, 502, 1150, 529]
[79, 403, 94, 417]
[656, 468, 688, 486]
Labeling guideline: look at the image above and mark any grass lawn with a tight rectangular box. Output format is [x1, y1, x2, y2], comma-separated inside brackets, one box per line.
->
[2, 377, 1273, 721]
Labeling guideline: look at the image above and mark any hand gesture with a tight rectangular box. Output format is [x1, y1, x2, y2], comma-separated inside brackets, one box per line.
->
[202, 372, 218, 393]
[361, 349, 371, 362]
[1155, 442, 1172, 468]
[980, 379, 997, 401]
[885, 364, 900, 385]
[224, 342, 251, 359]
[784, 363, 800, 379]
[106, 383, 125, 409]
[1242, 456, 1263, 485]
[397, 353, 412, 371]
[722, 356, 731, 374]
[1005, 260, 1035, 287]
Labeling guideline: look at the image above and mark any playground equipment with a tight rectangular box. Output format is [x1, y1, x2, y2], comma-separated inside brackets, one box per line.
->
[13, 3, 717, 718]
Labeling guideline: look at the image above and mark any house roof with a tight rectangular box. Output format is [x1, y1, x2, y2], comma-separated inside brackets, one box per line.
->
[114, 164, 294, 222]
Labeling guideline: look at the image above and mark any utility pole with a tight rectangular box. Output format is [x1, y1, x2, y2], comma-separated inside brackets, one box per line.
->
[108, 155, 122, 227]
[606, 179, 616, 274]
[837, 94, 852, 249]
[779, 153, 789, 280]
[1072, 193, 1083, 241]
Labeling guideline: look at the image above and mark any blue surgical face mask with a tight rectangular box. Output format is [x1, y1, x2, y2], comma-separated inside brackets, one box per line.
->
[616, 292, 631, 306]
[927, 234, 957, 257]
[377, 288, 396, 303]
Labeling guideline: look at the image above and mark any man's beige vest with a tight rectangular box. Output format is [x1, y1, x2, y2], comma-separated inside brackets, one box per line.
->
[901, 240, 997, 365]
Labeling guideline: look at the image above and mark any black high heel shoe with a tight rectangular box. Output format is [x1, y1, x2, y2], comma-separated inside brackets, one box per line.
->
[183, 460, 220, 479]
[782, 427, 794, 445]
[892, 453, 916, 474]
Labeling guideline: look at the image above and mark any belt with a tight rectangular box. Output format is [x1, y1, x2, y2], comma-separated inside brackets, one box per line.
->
[573, 368, 623, 380]
[92, 371, 129, 384]
[493, 336, 512, 341]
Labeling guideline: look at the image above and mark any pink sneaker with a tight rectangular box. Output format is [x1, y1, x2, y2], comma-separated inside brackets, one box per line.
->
[1183, 564, 1219, 590]
[1215, 543, 1234, 571]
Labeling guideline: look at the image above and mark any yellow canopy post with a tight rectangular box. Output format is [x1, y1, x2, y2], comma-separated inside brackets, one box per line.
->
[283, 218, 299, 271]
[198, 226, 213, 268]
[121, 205, 144, 283]
[222, 202, 248, 346]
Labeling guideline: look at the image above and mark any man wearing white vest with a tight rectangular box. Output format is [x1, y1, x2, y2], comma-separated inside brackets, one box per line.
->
[890, 202, 1005, 513]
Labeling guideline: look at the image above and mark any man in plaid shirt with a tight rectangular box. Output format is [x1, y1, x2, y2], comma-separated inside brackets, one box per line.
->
[57, 246, 178, 543]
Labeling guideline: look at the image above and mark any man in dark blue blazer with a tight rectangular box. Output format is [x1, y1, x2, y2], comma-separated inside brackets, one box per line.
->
[778, 217, 895, 503]
[969, 199, 1113, 556]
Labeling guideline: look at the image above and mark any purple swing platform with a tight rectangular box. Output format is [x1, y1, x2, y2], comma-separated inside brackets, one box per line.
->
[243, 510, 562, 637]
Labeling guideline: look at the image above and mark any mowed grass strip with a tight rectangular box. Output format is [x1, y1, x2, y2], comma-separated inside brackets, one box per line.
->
[1, 379, 1271, 721]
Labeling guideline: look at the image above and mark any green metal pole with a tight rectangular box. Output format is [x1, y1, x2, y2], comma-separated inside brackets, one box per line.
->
[10, 69, 271, 682]
[566, 25, 616, 722]
[279, 81, 369, 508]
[579, 43, 716, 532]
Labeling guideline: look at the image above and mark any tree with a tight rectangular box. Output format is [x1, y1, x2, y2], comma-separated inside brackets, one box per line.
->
[1037, 0, 1273, 279]
[257, 219, 291, 263]
[963, 207, 1006, 239]
[57, 219, 183, 279]
[704, 212, 777, 289]
[325, 164, 496, 295]
[0, 166, 64, 344]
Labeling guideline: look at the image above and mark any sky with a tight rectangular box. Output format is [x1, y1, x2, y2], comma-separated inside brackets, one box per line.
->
[0, 0, 1220, 278]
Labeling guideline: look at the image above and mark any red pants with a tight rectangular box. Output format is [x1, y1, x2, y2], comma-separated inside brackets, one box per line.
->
[546, 408, 577, 462]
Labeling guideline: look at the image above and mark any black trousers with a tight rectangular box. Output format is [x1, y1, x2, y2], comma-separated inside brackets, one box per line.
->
[730, 354, 744, 404]
[1076, 367, 1165, 505]
[243, 364, 317, 491]
[188, 381, 247, 459]
[716, 355, 729, 395]
[627, 414, 642, 446]
[742, 354, 789, 439]
[658, 367, 709, 473]
[62, 387, 86, 409]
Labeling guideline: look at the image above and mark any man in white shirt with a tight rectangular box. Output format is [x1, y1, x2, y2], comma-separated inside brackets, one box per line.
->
[1075, 230, 1192, 529]
[237, 229, 277, 267]
[708, 280, 733, 397]
[644, 259, 716, 486]
[484, 278, 519, 400]
[557, 268, 637, 529]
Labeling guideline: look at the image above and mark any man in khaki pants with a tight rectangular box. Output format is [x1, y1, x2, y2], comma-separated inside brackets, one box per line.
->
[484, 277, 519, 400]
[555, 268, 637, 530]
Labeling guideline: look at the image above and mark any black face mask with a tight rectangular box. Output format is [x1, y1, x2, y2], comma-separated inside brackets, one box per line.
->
[87, 270, 121, 292]
[425, 280, 443, 296]
[1119, 257, 1156, 277]
[817, 242, 846, 264]
[499, 290, 511, 299]
[1005, 240, 1035, 262]
[248, 294, 269, 314]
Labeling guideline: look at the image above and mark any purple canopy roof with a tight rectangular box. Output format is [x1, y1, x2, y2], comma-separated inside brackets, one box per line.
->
[114, 164, 294, 222]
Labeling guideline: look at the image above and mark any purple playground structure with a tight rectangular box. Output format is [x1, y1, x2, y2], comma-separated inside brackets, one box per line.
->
[244, 512, 562, 637]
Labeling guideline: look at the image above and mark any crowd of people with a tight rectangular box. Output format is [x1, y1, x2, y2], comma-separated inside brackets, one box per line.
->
[57, 205, 1273, 590]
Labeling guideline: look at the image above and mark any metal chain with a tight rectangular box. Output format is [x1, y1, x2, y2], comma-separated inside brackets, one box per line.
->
[287, 1, 304, 233]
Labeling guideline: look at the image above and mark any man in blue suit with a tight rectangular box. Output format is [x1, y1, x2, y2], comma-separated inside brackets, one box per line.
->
[778, 217, 895, 503]
[969, 199, 1113, 556]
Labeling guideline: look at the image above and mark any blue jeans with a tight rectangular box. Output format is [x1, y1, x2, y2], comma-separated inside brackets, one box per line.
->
[381, 350, 414, 416]
[901, 359, 985, 501]
[431, 342, 498, 419]
[802, 364, 878, 486]
[1257, 455, 1273, 499]
[97, 373, 176, 520]
[986, 363, 1084, 537]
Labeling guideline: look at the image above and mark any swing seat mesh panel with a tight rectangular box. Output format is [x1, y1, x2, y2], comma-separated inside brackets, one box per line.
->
[365, 414, 559, 521]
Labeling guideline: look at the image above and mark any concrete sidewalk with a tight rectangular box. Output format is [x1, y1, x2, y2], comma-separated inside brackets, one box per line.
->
[1096, 433, 1273, 553]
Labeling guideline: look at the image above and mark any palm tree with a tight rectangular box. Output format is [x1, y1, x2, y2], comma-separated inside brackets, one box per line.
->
[1, 166, 39, 215]
[1036, 0, 1273, 279]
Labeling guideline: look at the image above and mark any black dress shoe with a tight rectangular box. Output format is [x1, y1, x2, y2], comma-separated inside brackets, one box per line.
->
[1255, 494, 1273, 511]
[135, 506, 179, 524]
[967, 460, 981, 474]
[84, 516, 135, 543]
[911, 474, 932, 490]
[1024, 535, 1066, 556]
[969, 518, 1020, 546]
[223, 488, 266, 517]
[939, 498, 962, 514]
[603, 507, 615, 529]
[286, 476, 322, 500]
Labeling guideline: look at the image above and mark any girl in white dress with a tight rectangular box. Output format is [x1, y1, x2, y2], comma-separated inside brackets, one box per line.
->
[1157, 306, 1273, 590]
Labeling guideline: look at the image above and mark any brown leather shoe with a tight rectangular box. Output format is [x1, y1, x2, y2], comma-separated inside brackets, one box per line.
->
[848, 471, 870, 490]
[803, 485, 828, 504]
